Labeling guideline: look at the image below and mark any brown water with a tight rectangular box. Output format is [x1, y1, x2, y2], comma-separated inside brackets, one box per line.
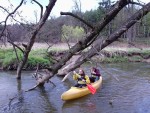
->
[0, 62, 150, 113]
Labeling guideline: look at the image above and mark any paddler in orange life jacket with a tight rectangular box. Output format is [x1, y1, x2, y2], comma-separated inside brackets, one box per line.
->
[73, 69, 90, 88]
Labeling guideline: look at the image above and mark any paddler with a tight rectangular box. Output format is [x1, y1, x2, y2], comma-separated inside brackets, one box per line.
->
[73, 68, 90, 88]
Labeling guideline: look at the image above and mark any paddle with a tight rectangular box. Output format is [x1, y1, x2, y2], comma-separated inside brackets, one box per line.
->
[86, 84, 96, 94]
[73, 71, 96, 94]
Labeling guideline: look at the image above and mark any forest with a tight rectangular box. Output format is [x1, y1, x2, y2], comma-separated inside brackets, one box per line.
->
[1, 1, 150, 43]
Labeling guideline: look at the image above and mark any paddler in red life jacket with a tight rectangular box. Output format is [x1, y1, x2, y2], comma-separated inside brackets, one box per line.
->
[90, 67, 101, 83]
[73, 69, 90, 88]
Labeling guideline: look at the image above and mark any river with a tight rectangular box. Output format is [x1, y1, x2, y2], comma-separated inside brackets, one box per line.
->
[0, 62, 150, 113]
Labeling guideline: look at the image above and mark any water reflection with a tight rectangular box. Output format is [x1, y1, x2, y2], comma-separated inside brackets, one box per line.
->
[37, 86, 58, 113]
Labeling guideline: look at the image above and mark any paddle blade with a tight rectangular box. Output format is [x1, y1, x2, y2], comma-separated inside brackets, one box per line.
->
[87, 84, 96, 94]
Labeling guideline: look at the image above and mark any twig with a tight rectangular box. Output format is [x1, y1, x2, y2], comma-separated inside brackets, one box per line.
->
[32, 0, 43, 19]
[0, 0, 24, 39]
[130, 1, 145, 6]
[32, 64, 39, 79]
[8, 40, 24, 53]
[48, 80, 56, 87]
[25, 84, 39, 92]
[62, 33, 71, 50]
[61, 72, 72, 82]
[44, 40, 53, 53]
[33, 67, 56, 87]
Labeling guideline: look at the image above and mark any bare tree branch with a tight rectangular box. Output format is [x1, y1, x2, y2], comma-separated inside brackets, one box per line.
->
[16, 0, 57, 79]
[32, 0, 43, 19]
[60, 12, 94, 29]
[25, 84, 39, 92]
[8, 40, 24, 53]
[130, 1, 145, 6]
[0, 5, 30, 25]
[62, 33, 72, 50]
[0, 0, 24, 39]
[0, 6, 9, 12]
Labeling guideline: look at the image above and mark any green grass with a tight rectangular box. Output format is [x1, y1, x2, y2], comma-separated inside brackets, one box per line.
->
[0, 42, 149, 69]
[0, 48, 53, 69]
[101, 56, 128, 63]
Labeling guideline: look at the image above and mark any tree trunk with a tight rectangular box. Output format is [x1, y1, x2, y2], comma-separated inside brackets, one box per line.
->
[16, 0, 57, 79]
[17, 62, 26, 79]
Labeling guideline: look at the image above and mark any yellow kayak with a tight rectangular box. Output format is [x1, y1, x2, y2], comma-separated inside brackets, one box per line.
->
[61, 76, 102, 101]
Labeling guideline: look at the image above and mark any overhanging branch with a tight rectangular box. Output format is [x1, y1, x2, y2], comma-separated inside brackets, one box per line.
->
[60, 12, 94, 29]
[58, 2, 150, 76]
[32, 0, 43, 19]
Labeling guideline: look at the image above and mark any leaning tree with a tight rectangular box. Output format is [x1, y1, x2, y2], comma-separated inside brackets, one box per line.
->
[0, 0, 150, 89]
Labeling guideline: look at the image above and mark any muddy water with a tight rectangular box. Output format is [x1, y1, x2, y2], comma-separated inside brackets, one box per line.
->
[0, 62, 150, 113]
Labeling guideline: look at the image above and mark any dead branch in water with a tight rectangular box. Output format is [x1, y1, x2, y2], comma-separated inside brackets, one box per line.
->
[25, 84, 39, 92]
[30, 65, 56, 91]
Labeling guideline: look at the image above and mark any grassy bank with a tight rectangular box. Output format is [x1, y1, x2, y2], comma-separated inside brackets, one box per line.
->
[0, 42, 150, 70]
[0, 48, 53, 70]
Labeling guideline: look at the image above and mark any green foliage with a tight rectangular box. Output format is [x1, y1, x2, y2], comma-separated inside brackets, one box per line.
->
[129, 56, 142, 62]
[102, 56, 128, 63]
[1, 49, 52, 69]
[61, 25, 85, 42]
[30, 49, 47, 57]
[2, 52, 20, 67]
[0, 49, 5, 59]
[25, 56, 50, 69]
[25, 49, 52, 68]
[83, 8, 105, 23]
[145, 12, 150, 26]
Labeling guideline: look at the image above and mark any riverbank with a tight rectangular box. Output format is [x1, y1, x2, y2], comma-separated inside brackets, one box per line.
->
[101, 41, 150, 63]
[0, 42, 150, 70]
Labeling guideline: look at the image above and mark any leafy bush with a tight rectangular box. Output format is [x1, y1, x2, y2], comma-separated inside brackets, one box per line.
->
[2, 52, 19, 67]
[1, 49, 52, 69]
[25, 56, 51, 69]
[61, 25, 85, 42]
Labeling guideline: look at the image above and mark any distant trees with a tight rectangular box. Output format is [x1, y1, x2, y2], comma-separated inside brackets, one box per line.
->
[0, 1, 149, 44]
[7, 24, 28, 42]
[97, 0, 150, 41]
[83, 8, 105, 24]
[61, 25, 85, 42]
[36, 17, 63, 43]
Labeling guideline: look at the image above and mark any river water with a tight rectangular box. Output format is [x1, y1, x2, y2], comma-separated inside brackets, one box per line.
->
[0, 62, 150, 113]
